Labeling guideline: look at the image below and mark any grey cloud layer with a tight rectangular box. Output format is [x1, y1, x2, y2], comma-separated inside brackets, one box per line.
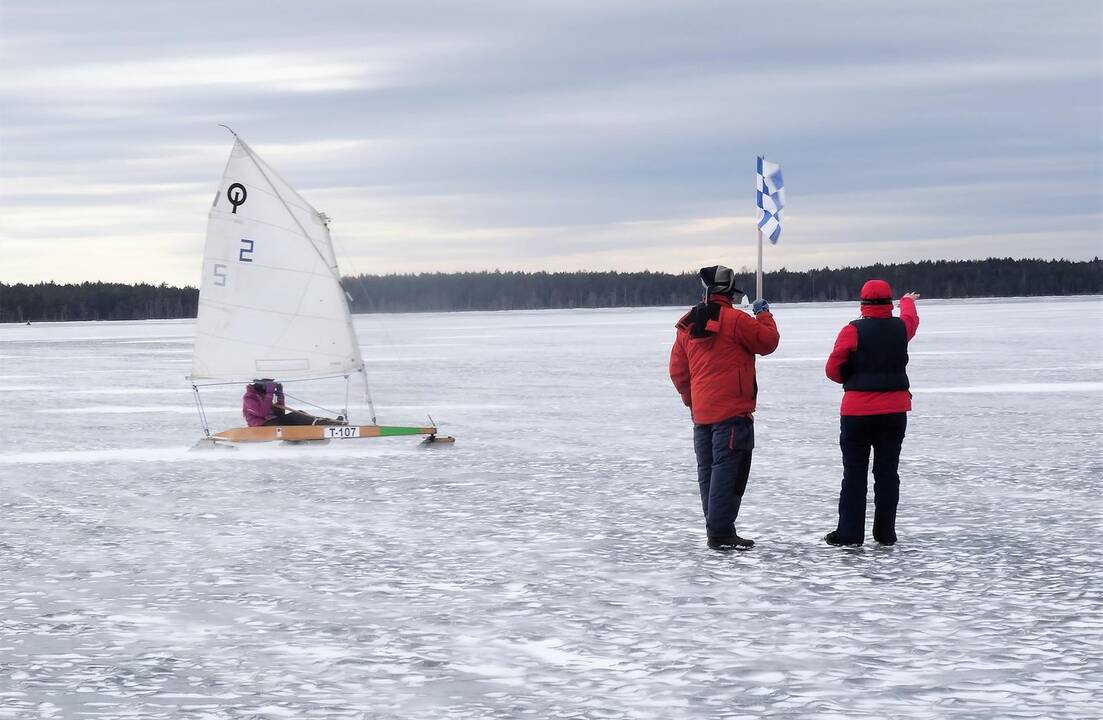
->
[1, 0, 1100, 284]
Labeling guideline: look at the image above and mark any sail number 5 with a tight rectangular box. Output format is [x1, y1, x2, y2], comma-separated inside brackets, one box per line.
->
[326, 426, 361, 439]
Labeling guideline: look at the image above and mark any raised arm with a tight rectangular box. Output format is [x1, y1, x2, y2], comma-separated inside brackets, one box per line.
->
[899, 293, 920, 340]
[736, 310, 780, 356]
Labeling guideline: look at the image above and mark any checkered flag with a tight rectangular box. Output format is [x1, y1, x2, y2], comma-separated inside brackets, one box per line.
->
[756, 156, 785, 244]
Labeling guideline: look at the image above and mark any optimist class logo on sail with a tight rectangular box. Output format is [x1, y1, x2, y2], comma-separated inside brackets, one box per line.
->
[226, 183, 247, 213]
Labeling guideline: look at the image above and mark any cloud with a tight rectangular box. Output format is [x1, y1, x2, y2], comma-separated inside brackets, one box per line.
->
[0, 0, 1099, 284]
[1, 54, 387, 99]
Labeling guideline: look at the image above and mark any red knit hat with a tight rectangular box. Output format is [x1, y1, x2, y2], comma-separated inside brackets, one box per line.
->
[860, 279, 893, 304]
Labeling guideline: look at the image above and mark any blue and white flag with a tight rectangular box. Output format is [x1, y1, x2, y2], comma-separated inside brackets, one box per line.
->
[756, 156, 785, 244]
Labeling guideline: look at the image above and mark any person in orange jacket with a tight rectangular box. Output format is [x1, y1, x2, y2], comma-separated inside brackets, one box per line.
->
[823, 279, 920, 546]
[669, 265, 780, 549]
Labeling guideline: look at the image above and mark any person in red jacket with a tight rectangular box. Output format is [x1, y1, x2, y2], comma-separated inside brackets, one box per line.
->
[669, 265, 780, 549]
[824, 280, 920, 546]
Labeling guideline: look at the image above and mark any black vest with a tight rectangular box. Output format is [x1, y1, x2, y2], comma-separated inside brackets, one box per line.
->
[842, 317, 910, 392]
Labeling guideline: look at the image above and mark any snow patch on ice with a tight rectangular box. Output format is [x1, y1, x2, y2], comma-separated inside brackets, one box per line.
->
[36, 405, 239, 414]
[913, 382, 1102, 394]
[0, 442, 400, 465]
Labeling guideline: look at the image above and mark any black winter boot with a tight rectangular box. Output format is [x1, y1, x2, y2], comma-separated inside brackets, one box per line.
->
[707, 535, 754, 550]
[824, 531, 863, 547]
[873, 529, 897, 546]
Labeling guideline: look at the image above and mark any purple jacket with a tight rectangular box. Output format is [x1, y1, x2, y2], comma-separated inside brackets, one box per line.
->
[242, 383, 283, 427]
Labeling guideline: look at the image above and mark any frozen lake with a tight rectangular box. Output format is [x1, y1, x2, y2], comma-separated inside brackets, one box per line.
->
[1, 297, 1101, 719]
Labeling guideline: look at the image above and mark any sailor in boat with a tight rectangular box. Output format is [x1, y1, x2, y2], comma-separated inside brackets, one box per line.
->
[242, 379, 345, 427]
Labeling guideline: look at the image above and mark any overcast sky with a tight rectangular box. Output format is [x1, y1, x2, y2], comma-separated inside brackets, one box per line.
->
[1, 0, 1100, 286]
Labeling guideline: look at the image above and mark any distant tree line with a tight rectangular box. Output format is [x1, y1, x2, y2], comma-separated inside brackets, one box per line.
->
[0, 282, 198, 322]
[1, 258, 1099, 322]
[344, 258, 1102, 312]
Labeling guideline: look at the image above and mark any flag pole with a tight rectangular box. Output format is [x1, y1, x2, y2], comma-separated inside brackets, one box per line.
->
[756, 227, 764, 300]
[755, 154, 764, 301]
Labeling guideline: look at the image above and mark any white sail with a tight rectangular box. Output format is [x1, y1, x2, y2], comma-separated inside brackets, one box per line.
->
[190, 136, 363, 382]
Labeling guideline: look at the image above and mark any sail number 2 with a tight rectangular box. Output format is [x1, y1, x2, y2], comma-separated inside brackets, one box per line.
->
[212, 239, 256, 286]
[326, 426, 361, 439]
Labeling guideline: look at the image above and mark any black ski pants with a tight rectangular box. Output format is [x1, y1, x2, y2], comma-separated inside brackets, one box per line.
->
[836, 412, 907, 543]
[693, 416, 754, 539]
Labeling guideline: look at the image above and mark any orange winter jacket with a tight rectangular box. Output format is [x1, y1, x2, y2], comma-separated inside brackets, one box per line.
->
[669, 294, 780, 425]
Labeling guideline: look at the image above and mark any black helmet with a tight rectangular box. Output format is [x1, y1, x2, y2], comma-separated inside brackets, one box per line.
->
[699, 265, 742, 297]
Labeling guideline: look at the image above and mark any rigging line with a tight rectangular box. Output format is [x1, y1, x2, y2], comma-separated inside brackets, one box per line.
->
[360, 367, 377, 425]
[191, 384, 211, 437]
[343, 375, 351, 421]
[327, 227, 385, 424]
[328, 227, 393, 343]
[189, 372, 358, 388]
[322, 223, 368, 375]
[281, 391, 342, 417]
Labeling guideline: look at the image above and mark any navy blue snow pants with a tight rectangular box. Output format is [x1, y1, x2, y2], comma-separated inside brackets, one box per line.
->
[693, 416, 754, 539]
[836, 412, 907, 543]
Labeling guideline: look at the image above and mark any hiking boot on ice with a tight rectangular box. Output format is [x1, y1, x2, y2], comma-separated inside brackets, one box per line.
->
[824, 531, 863, 547]
[707, 535, 754, 550]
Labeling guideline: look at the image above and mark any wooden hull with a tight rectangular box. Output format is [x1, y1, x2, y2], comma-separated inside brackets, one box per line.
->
[211, 424, 445, 443]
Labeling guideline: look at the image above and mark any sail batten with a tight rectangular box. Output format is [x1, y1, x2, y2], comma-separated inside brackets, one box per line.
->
[190, 138, 364, 383]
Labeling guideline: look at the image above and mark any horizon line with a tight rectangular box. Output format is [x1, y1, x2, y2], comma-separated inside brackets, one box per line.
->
[1, 255, 1100, 288]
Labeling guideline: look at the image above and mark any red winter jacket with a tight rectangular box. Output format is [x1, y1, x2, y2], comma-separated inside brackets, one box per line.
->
[825, 297, 919, 416]
[669, 295, 780, 424]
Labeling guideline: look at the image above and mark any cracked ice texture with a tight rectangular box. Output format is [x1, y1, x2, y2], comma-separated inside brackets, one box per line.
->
[1, 297, 1100, 718]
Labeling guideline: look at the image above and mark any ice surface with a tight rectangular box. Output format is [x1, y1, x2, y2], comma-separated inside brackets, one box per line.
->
[1, 298, 1101, 718]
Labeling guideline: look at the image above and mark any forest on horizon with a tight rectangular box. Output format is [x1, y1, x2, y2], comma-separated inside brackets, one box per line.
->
[1, 257, 1099, 322]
